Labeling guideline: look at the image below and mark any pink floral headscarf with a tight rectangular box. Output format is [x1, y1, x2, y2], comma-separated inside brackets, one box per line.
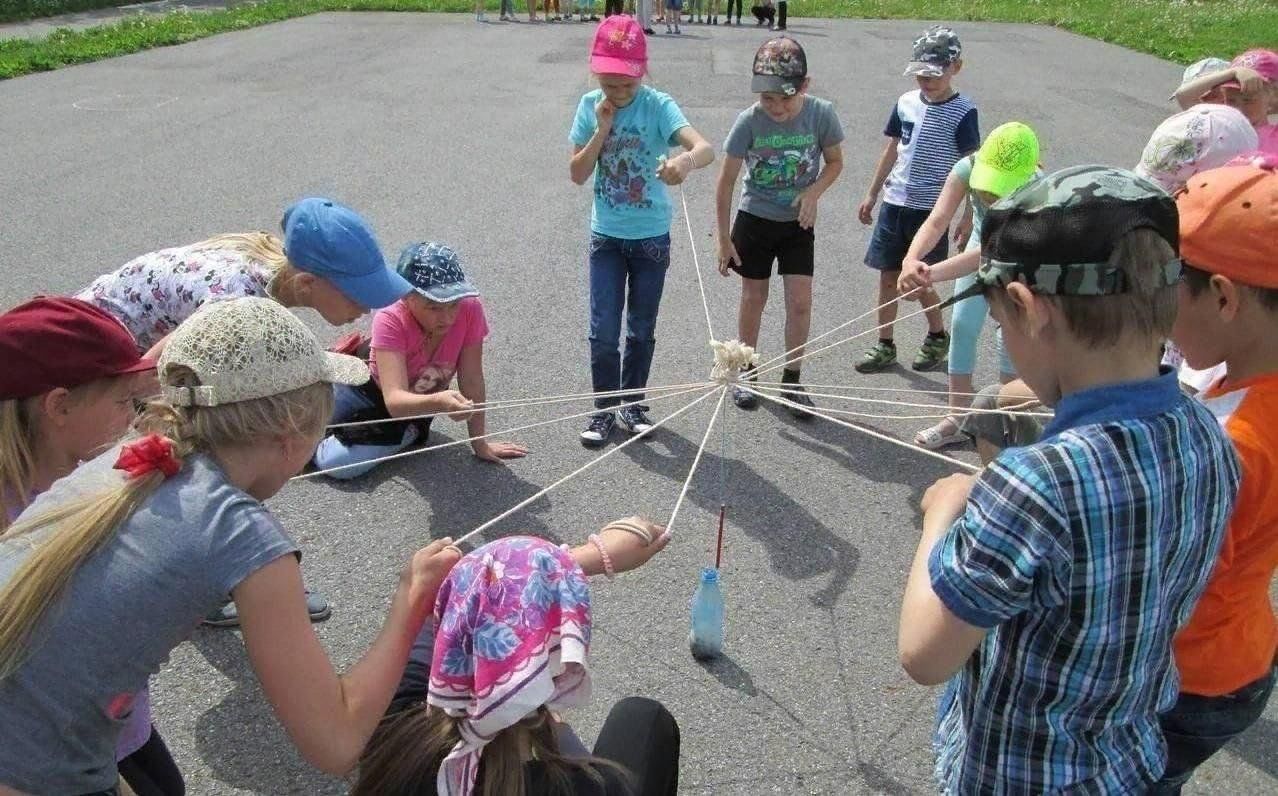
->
[428, 536, 593, 796]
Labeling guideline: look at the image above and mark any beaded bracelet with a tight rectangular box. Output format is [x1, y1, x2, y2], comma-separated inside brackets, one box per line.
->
[588, 533, 616, 580]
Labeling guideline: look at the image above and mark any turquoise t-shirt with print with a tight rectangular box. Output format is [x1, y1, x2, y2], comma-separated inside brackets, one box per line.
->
[952, 156, 1042, 252]
[569, 85, 690, 240]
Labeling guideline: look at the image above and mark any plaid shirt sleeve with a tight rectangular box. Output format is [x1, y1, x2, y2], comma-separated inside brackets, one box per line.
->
[928, 451, 1072, 628]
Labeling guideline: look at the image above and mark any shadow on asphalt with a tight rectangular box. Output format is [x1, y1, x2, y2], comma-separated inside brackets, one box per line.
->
[619, 422, 860, 608]
[1231, 716, 1278, 779]
[189, 630, 342, 795]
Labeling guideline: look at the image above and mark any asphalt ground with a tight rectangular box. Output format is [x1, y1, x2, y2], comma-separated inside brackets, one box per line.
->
[1, 13, 1274, 794]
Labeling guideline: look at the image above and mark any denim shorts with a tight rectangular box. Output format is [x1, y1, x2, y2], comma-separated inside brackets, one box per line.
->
[864, 201, 948, 272]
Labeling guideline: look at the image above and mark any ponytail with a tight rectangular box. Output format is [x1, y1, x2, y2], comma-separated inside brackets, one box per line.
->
[0, 374, 332, 680]
[0, 399, 37, 532]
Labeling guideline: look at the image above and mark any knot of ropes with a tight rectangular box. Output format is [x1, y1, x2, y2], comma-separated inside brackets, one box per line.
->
[709, 339, 757, 385]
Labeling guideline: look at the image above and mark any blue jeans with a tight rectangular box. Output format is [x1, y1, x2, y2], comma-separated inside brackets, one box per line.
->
[1154, 663, 1277, 793]
[588, 232, 670, 410]
[312, 383, 425, 481]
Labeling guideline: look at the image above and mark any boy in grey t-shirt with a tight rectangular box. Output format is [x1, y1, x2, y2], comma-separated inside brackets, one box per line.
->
[715, 36, 844, 415]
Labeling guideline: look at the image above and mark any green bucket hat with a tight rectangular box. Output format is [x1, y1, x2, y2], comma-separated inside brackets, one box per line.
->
[942, 164, 1182, 309]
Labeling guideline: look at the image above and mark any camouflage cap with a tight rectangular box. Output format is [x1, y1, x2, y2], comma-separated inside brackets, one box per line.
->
[752, 36, 808, 96]
[903, 25, 961, 77]
[942, 165, 1182, 308]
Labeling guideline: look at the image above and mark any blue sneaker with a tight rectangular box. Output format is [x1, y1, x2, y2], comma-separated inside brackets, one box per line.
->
[618, 405, 655, 435]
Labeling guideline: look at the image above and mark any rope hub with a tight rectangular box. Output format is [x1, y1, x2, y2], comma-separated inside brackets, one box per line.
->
[710, 339, 757, 385]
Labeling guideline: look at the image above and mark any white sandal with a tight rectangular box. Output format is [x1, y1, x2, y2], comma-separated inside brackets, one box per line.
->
[914, 417, 966, 450]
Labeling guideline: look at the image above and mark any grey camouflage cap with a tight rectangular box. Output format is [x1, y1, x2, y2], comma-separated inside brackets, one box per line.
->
[903, 26, 961, 77]
[942, 165, 1182, 308]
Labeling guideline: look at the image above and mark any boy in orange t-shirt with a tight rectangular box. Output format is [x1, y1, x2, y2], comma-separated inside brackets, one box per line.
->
[1158, 162, 1278, 792]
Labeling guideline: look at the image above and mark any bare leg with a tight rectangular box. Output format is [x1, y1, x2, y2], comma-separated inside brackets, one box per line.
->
[738, 278, 769, 350]
[782, 275, 813, 367]
[920, 286, 945, 334]
[876, 270, 899, 337]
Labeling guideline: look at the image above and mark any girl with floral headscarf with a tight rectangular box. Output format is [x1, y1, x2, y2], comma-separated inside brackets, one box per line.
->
[354, 523, 680, 796]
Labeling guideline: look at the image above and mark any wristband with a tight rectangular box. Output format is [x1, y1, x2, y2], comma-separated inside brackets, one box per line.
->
[588, 533, 616, 580]
[682, 151, 696, 171]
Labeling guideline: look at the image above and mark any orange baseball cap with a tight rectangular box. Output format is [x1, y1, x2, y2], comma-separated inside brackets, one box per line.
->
[1177, 164, 1278, 288]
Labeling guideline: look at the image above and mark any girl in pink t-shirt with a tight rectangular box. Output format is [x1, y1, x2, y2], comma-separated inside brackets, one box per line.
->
[313, 243, 527, 480]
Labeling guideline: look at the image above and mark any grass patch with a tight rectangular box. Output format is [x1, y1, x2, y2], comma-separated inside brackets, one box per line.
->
[1, 0, 1273, 81]
[1, 0, 132, 25]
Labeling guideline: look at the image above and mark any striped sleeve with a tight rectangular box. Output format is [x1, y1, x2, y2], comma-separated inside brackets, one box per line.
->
[928, 452, 1071, 628]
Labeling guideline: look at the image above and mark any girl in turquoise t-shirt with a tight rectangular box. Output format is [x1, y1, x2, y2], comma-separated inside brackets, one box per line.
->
[568, 14, 713, 448]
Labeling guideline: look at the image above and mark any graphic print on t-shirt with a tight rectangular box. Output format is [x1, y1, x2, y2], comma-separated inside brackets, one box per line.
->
[745, 131, 820, 208]
[596, 124, 653, 210]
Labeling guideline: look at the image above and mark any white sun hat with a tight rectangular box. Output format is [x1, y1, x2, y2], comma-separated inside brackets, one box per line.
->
[159, 296, 368, 407]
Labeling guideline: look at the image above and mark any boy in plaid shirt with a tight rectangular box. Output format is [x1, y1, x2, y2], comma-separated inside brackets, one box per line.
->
[896, 165, 1241, 792]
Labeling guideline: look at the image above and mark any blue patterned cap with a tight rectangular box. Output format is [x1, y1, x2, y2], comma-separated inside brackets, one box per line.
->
[394, 241, 479, 303]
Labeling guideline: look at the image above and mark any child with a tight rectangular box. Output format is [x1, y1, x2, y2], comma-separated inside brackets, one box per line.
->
[474, 0, 486, 21]
[1135, 104, 1258, 193]
[354, 532, 680, 795]
[1156, 163, 1278, 792]
[774, 0, 786, 30]
[724, 0, 740, 24]
[0, 297, 451, 793]
[705, 0, 718, 24]
[77, 197, 411, 627]
[894, 121, 1040, 450]
[750, 0, 773, 28]
[1221, 50, 1278, 154]
[685, 0, 702, 24]
[0, 298, 182, 796]
[716, 36, 844, 416]
[313, 242, 527, 480]
[856, 25, 979, 374]
[1171, 57, 1232, 109]
[569, 16, 713, 447]
[77, 197, 411, 359]
[663, 0, 681, 34]
[544, 0, 562, 21]
[897, 166, 1241, 792]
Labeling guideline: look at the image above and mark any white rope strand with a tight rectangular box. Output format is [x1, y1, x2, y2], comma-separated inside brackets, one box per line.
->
[750, 288, 921, 374]
[754, 299, 939, 380]
[745, 387, 980, 474]
[453, 386, 722, 547]
[748, 384, 1052, 418]
[664, 387, 727, 537]
[679, 186, 716, 342]
[326, 381, 714, 430]
[294, 384, 711, 481]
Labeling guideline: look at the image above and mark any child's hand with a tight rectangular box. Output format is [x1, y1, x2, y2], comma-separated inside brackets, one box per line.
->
[897, 259, 932, 297]
[594, 97, 617, 132]
[434, 389, 475, 421]
[857, 194, 876, 225]
[403, 537, 463, 625]
[592, 516, 671, 573]
[1234, 67, 1264, 95]
[472, 439, 529, 463]
[656, 153, 693, 186]
[921, 473, 977, 525]
[716, 238, 741, 276]
[792, 190, 820, 229]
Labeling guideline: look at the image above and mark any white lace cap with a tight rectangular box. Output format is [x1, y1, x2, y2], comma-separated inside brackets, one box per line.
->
[158, 297, 368, 407]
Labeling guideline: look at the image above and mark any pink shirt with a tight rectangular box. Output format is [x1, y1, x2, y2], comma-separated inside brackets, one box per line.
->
[1257, 123, 1278, 156]
[369, 297, 489, 394]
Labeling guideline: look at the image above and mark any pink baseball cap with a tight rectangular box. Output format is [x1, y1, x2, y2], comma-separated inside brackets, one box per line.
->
[1219, 49, 1278, 89]
[590, 15, 647, 77]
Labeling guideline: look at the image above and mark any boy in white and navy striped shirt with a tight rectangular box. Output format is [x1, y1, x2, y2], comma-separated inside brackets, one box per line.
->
[856, 26, 979, 374]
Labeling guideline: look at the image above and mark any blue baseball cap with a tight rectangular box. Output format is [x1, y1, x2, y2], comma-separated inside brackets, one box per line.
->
[395, 242, 480, 303]
[281, 198, 412, 309]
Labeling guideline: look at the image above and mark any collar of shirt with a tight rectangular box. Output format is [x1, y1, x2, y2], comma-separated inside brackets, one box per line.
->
[1041, 367, 1182, 439]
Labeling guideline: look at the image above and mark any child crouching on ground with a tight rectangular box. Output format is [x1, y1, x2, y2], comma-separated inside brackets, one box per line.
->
[896, 165, 1241, 791]
[313, 242, 526, 480]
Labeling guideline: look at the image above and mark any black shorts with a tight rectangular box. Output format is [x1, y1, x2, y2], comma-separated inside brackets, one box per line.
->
[729, 210, 815, 280]
[864, 201, 948, 272]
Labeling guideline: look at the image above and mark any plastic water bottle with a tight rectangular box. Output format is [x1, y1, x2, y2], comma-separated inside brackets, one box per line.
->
[689, 567, 724, 660]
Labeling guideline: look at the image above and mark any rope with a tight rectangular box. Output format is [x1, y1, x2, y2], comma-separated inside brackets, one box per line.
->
[326, 381, 713, 430]
[749, 381, 1004, 400]
[753, 299, 939, 380]
[750, 288, 921, 375]
[453, 386, 722, 547]
[744, 387, 980, 474]
[664, 387, 727, 537]
[294, 384, 711, 481]
[748, 384, 1052, 418]
[679, 185, 716, 343]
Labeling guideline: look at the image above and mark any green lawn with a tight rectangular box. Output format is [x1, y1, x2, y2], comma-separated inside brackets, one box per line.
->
[0, 0, 1272, 81]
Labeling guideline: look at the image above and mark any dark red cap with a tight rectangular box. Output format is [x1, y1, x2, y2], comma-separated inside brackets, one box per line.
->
[0, 297, 156, 400]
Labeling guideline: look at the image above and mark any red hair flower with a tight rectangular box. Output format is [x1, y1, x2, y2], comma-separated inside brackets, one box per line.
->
[113, 434, 181, 480]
